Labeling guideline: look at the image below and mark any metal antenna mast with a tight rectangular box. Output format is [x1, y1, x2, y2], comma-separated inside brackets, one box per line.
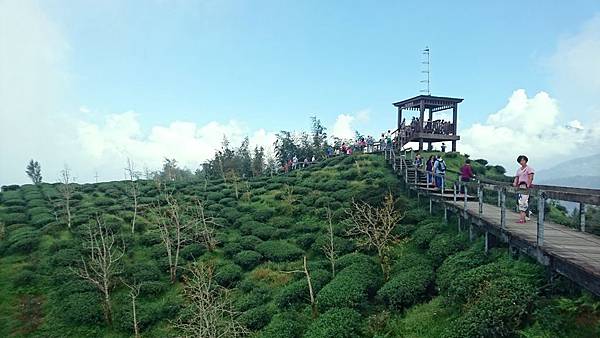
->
[420, 46, 431, 95]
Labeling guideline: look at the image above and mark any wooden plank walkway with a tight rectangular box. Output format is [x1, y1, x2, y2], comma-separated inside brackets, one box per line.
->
[448, 201, 600, 278]
[386, 148, 600, 295]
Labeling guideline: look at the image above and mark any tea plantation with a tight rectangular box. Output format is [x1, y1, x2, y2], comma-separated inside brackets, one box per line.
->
[0, 154, 599, 337]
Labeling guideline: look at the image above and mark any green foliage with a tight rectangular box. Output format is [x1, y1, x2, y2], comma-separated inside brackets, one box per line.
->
[258, 311, 308, 338]
[234, 250, 263, 270]
[214, 263, 243, 287]
[256, 240, 304, 262]
[316, 259, 382, 311]
[426, 233, 467, 266]
[239, 304, 274, 331]
[444, 277, 538, 337]
[56, 292, 105, 325]
[1, 212, 28, 225]
[411, 222, 441, 249]
[304, 307, 364, 338]
[5, 226, 39, 254]
[275, 269, 331, 308]
[436, 243, 487, 293]
[378, 266, 435, 310]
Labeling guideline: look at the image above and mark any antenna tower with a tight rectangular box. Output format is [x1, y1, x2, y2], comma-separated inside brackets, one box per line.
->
[420, 46, 431, 95]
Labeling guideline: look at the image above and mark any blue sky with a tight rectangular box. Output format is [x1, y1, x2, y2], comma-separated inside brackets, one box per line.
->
[48, 0, 597, 128]
[1, 0, 600, 183]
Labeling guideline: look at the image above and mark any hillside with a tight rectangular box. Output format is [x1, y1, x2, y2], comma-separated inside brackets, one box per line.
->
[537, 153, 600, 189]
[0, 153, 599, 337]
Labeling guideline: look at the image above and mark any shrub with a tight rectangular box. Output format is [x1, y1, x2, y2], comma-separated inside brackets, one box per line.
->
[234, 250, 263, 270]
[426, 233, 467, 266]
[275, 269, 331, 308]
[294, 233, 317, 250]
[1, 213, 28, 225]
[411, 223, 440, 249]
[94, 197, 114, 207]
[474, 159, 488, 166]
[311, 234, 355, 256]
[12, 268, 38, 287]
[214, 263, 243, 287]
[254, 207, 276, 222]
[57, 292, 104, 325]
[222, 241, 244, 258]
[240, 221, 266, 235]
[304, 308, 364, 338]
[180, 243, 206, 260]
[239, 235, 263, 250]
[256, 241, 304, 262]
[258, 311, 308, 338]
[6, 226, 39, 254]
[234, 286, 271, 312]
[316, 260, 382, 311]
[123, 261, 162, 282]
[252, 225, 278, 240]
[377, 266, 434, 310]
[239, 304, 274, 331]
[30, 213, 55, 227]
[437, 244, 487, 293]
[444, 277, 538, 338]
[139, 281, 169, 297]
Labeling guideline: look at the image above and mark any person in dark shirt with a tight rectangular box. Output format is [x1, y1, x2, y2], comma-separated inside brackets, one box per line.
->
[426, 155, 435, 187]
[459, 159, 475, 193]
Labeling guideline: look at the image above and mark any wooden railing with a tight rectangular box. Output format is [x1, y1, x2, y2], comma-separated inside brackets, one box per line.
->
[389, 148, 600, 248]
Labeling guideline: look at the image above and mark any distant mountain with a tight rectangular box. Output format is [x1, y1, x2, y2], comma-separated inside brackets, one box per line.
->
[536, 153, 600, 189]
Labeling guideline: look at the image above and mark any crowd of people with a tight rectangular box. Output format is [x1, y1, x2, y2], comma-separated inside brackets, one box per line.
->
[400, 117, 455, 136]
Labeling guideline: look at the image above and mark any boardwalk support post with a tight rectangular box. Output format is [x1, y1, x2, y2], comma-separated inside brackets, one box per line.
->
[497, 189, 501, 207]
[537, 191, 545, 247]
[500, 188, 506, 230]
[478, 182, 483, 216]
[444, 205, 447, 223]
[469, 223, 474, 242]
[429, 198, 432, 215]
[580, 203, 586, 232]
[463, 184, 468, 220]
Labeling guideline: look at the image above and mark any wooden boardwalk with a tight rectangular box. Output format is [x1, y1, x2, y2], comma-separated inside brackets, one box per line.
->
[384, 148, 600, 296]
[449, 201, 600, 279]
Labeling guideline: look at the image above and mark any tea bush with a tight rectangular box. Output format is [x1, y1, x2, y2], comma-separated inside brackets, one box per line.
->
[304, 307, 364, 338]
[256, 240, 304, 262]
[234, 250, 263, 270]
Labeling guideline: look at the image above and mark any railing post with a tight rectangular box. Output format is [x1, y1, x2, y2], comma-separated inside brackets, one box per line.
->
[429, 198, 432, 214]
[414, 168, 418, 185]
[453, 182, 457, 203]
[478, 182, 483, 216]
[580, 203, 586, 232]
[537, 190, 545, 247]
[500, 188, 506, 230]
[497, 189, 501, 207]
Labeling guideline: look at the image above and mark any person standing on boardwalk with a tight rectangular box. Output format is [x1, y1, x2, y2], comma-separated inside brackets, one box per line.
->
[513, 155, 535, 222]
[513, 155, 535, 188]
[459, 159, 475, 193]
[517, 182, 529, 223]
[433, 155, 447, 190]
[426, 155, 435, 187]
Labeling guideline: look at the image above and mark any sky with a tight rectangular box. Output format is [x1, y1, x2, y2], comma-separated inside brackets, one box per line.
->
[1, 0, 600, 185]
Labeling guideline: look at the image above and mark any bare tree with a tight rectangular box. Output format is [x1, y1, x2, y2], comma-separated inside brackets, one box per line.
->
[121, 279, 143, 338]
[152, 188, 189, 283]
[345, 192, 403, 281]
[226, 170, 240, 199]
[284, 256, 317, 319]
[57, 165, 75, 229]
[25, 159, 42, 184]
[322, 207, 337, 278]
[71, 216, 124, 325]
[191, 198, 221, 252]
[174, 262, 248, 338]
[125, 158, 140, 234]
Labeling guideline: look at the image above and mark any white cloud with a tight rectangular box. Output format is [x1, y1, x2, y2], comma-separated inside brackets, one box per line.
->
[460, 89, 600, 171]
[331, 110, 371, 140]
[76, 111, 278, 180]
[546, 13, 600, 122]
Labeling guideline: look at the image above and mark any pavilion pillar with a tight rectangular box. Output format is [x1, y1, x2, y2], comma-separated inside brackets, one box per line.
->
[419, 100, 425, 151]
[397, 107, 402, 136]
[452, 103, 458, 152]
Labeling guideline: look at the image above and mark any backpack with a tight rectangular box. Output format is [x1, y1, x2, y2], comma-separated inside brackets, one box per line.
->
[439, 160, 446, 172]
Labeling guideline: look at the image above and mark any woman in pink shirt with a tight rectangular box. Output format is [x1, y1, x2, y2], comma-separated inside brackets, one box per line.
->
[513, 155, 535, 224]
[513, 155, 535, 188]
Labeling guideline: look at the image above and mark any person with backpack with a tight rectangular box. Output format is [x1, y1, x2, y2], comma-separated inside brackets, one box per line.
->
[426, 155, 435, 187]
[433, 155, 447, 190]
